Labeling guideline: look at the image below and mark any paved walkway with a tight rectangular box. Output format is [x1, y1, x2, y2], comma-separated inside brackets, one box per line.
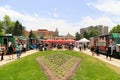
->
[1, 48, 120, 68]
[0, 50, 38, 66]
[73, 47, 120, 68]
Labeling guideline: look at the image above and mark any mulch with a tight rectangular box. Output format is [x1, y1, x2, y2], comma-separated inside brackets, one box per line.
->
[36, 57, 81, 80]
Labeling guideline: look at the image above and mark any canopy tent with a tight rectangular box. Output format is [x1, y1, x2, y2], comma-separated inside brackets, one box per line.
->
[78, 38, 90, 43]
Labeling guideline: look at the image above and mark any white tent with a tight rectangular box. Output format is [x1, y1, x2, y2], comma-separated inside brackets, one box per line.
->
[77, 38, 90, 43]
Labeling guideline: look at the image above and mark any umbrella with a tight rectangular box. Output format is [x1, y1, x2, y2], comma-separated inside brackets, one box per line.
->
[43, 39, 54, 42]
[55, 39, 64, 43]
[65, 39, 75, 42]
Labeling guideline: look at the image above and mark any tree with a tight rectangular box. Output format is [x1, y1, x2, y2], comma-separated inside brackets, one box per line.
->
[3, 15, 11, 34]
[83, 31, 89, 39]
[75, 32, 81, 40]
[109, 25, 120, 33]
[0, 20, 4, 36]
[55, 28, 59, 36]
[88, 30, 100, 38]
[28, 30, 34, 38]
[13, 20, 23, 36]
[28, 30, 35, 45]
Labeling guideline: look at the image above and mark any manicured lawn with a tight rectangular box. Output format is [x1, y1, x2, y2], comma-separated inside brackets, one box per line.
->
[40, 52, 80, 79]
[0, 50, 120, 80]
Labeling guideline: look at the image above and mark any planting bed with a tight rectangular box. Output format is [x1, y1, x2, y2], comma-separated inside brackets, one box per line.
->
[36, 52, 81, 80]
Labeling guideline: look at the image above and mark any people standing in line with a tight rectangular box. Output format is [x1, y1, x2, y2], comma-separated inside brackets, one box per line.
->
[95, 44, 99, 56]
[79, 43, 82, 51]
[84, 44, 86, 50]
[91, 46, 94, 56]
[23, 43, 27, 53]
[110, 44, 115, 60]
[16, 43, 21, 59]
[20, 42, 23, 55]
[39, 42, 43, 51]
[106, 46, 110, 59]
[8, 43, 14, 60]
[0, 45, 6, 61]
[106, 43, 114, 60]
[44, 43, 48, 51]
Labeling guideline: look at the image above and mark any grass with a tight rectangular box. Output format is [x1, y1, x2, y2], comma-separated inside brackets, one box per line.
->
[40, 52, 80, 79]
[0, 50, 120, 80]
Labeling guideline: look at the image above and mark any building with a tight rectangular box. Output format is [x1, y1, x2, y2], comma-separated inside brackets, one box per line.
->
[80, 25, 108, 37]
[24, 29, 75, 40]
[34, 29, 55, 39]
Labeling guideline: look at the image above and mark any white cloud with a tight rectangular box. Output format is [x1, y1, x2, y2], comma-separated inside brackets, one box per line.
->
[87, 0, 120, 16]
[79, 16, 115, 31]
[53, 8, 58, 18]
[0, 6, 78, 36]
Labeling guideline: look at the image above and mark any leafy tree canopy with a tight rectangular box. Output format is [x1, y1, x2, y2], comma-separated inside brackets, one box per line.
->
[88, 30, 100, 38]
[109, 25, 120, 33]
[75, 32, 81, 40]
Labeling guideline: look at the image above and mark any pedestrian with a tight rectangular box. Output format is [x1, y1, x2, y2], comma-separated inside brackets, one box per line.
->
[23, 43, 27, 53]
[16, 43, 21, 59]
[91, 46, 94, 56]
[95, 45, 99, 56]
[106, 46, 110, 59]
[0, 45, 6, 61]
[79, 43, 82, 51]
[39, 42, 43, 51]
[44, 43, 48, 51]
[110, 44, 115, 60]
[8, 43, 14, 60]
[84, 44, 86, 50]
[106, 44, 114, 60]
[20, 42, 23, 55]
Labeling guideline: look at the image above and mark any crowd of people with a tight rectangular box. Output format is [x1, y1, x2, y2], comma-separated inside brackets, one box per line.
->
[35, 41, 75, 51]
[0, 41, 77, 61]
[1, 39, 117, 61]
[0, 42, 27, 61]
[90, 43, 116, 61]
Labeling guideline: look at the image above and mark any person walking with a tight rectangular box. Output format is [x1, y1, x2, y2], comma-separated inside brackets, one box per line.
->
[106, 46, 110, 59]
[8, 43, 14, 60]
[95, 45, 99, 56]
[106, 44, 114, 60]
[84, 44, 86, 50]
[91, 46, 95, 56]
[16, 43, 21, 59]
[79, 43, 82, 51]
[0, 45, 6, 61]
[110, 44, 115, 60]
[23, 43, 27, 53]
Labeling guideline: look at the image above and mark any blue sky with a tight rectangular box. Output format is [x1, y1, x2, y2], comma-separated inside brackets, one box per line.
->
[0, 0, 120, 35]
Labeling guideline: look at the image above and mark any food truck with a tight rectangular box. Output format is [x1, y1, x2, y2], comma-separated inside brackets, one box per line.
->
[90, 33, 120, 58]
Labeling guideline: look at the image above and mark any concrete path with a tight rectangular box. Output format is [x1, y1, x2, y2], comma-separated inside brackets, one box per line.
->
[0, 50, 38, 66]
[1, 48, 120, 68]
[73, 47, 120, 68]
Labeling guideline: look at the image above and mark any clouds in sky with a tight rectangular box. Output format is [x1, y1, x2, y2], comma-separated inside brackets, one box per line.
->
[0, 5, 79, 35]
[85, 0, 120, 30]
[79, 16, 115, 30]
[88, 0, 120, 16]
[0, 0, 120, 36]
